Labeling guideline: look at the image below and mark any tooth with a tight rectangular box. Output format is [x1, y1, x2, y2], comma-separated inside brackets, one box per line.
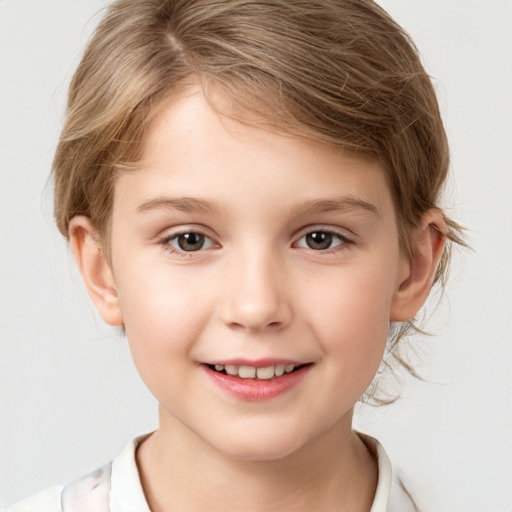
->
[256, 366, 275, 379]
[239, 366, 256, 379]
[275, 364, 285, 377]
[225, 365, 238, 376]
[284, 364, 295, 373]
[214, 364, 224, 372]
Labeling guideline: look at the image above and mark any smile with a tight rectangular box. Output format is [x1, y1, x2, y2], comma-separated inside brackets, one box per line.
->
[202, 361, 313, 401]
[207, 363, 303, 380]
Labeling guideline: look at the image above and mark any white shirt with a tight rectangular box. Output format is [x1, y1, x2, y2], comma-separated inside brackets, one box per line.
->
[3, 434, 415, 512]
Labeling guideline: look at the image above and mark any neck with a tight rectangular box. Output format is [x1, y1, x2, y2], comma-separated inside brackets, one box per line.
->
[137, 408, 377, 512]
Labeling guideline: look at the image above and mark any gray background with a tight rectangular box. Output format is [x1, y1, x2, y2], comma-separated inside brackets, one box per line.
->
[1, 1, 511, 510]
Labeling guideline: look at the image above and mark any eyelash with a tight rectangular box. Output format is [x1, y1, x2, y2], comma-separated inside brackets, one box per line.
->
[294, 229, 354, 253]
[158, 228, 354, 257]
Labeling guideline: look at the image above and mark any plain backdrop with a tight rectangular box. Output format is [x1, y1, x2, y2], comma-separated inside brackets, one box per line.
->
[1, 1, 511, 510]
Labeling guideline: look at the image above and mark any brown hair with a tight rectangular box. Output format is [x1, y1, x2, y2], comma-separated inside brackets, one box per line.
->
[53, 0, 464, 402]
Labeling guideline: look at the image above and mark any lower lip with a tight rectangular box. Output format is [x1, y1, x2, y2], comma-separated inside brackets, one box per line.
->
[202, 365, 311, 402]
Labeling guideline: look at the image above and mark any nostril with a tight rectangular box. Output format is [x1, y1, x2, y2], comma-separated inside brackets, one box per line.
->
[228, 320, 282, 333]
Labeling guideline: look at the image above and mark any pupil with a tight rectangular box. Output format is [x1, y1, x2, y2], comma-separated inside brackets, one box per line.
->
[306, 232, 332, 250]
[178, 233, 204, 251]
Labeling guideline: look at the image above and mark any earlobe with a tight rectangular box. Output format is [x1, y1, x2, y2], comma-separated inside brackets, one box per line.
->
[390, 210, 447, 322]
[69, 216, 124, 326]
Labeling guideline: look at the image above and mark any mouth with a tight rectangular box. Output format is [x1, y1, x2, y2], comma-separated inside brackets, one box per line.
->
[201, 361, 313, 401]
[205, 362, 310, 380]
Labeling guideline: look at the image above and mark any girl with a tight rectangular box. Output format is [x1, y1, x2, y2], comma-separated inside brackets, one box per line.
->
[3, 1, 470, 510]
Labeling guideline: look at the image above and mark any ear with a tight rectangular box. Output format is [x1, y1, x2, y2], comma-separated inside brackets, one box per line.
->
[390, 209, 447, 322]
[69, 216, 124, 326]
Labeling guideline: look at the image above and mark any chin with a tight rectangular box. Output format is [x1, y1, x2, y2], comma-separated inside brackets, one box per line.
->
[203, 421, 314, 462]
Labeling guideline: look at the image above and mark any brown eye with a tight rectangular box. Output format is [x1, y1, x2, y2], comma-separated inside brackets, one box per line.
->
[176, 233, 205, 251]
[305, 232, 333, 250]
[164, 231, 216, 254]
[296, 230, 348, 251]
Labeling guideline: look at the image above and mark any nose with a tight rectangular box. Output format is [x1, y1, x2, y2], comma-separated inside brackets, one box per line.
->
[220, 250, 292, 333]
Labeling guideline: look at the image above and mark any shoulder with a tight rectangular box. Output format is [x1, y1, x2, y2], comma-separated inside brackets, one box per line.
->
[2, 486, 63, 512]
[3, 463, 112, 512]
[3, 434, 150, 512]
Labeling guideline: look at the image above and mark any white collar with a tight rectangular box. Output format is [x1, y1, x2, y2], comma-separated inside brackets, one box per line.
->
[365, 434, 393, 512]
[110, 434, 152, 512]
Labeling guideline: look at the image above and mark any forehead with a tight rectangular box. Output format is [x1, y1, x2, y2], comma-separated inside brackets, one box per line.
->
[113, 87, 394, 222]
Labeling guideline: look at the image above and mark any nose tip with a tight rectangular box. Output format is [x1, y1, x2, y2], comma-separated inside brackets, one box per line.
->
[220, 259, 291, 333]
[226, 305, 287, 333]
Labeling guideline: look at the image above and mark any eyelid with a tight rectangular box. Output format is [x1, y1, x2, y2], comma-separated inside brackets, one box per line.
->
[158, 224, 216, 240]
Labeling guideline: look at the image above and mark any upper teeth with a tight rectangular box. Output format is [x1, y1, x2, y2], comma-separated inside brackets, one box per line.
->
[213, 364, 297, 379]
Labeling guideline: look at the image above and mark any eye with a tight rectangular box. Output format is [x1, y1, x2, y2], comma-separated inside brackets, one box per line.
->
[167, 232, 215, 252]
[296, 230, 348, 251]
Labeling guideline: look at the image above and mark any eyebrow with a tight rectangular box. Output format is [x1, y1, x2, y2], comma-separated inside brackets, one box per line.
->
[291, 196, 379, 216]
[136, 194, 378, 217]
[136, 196, 220, 214]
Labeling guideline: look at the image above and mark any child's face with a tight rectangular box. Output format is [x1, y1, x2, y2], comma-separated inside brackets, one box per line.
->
[107, 88, 410, 460]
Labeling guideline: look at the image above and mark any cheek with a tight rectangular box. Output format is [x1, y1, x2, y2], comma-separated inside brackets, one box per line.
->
[302, 261, 396, 375]
[115, 263, 212, 379]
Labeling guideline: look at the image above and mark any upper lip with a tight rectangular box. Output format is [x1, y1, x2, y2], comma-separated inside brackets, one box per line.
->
[202, 358, 309, 368]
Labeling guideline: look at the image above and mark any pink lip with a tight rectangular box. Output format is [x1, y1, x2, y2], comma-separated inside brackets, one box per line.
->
[201, 363, 312, 402]
[204, 358, 303, 368]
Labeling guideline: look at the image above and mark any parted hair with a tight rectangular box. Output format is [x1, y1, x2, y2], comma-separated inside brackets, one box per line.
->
[53, 0, 464, 403]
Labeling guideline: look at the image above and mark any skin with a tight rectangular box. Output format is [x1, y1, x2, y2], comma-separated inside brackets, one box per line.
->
[70, 87, 446, 511]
